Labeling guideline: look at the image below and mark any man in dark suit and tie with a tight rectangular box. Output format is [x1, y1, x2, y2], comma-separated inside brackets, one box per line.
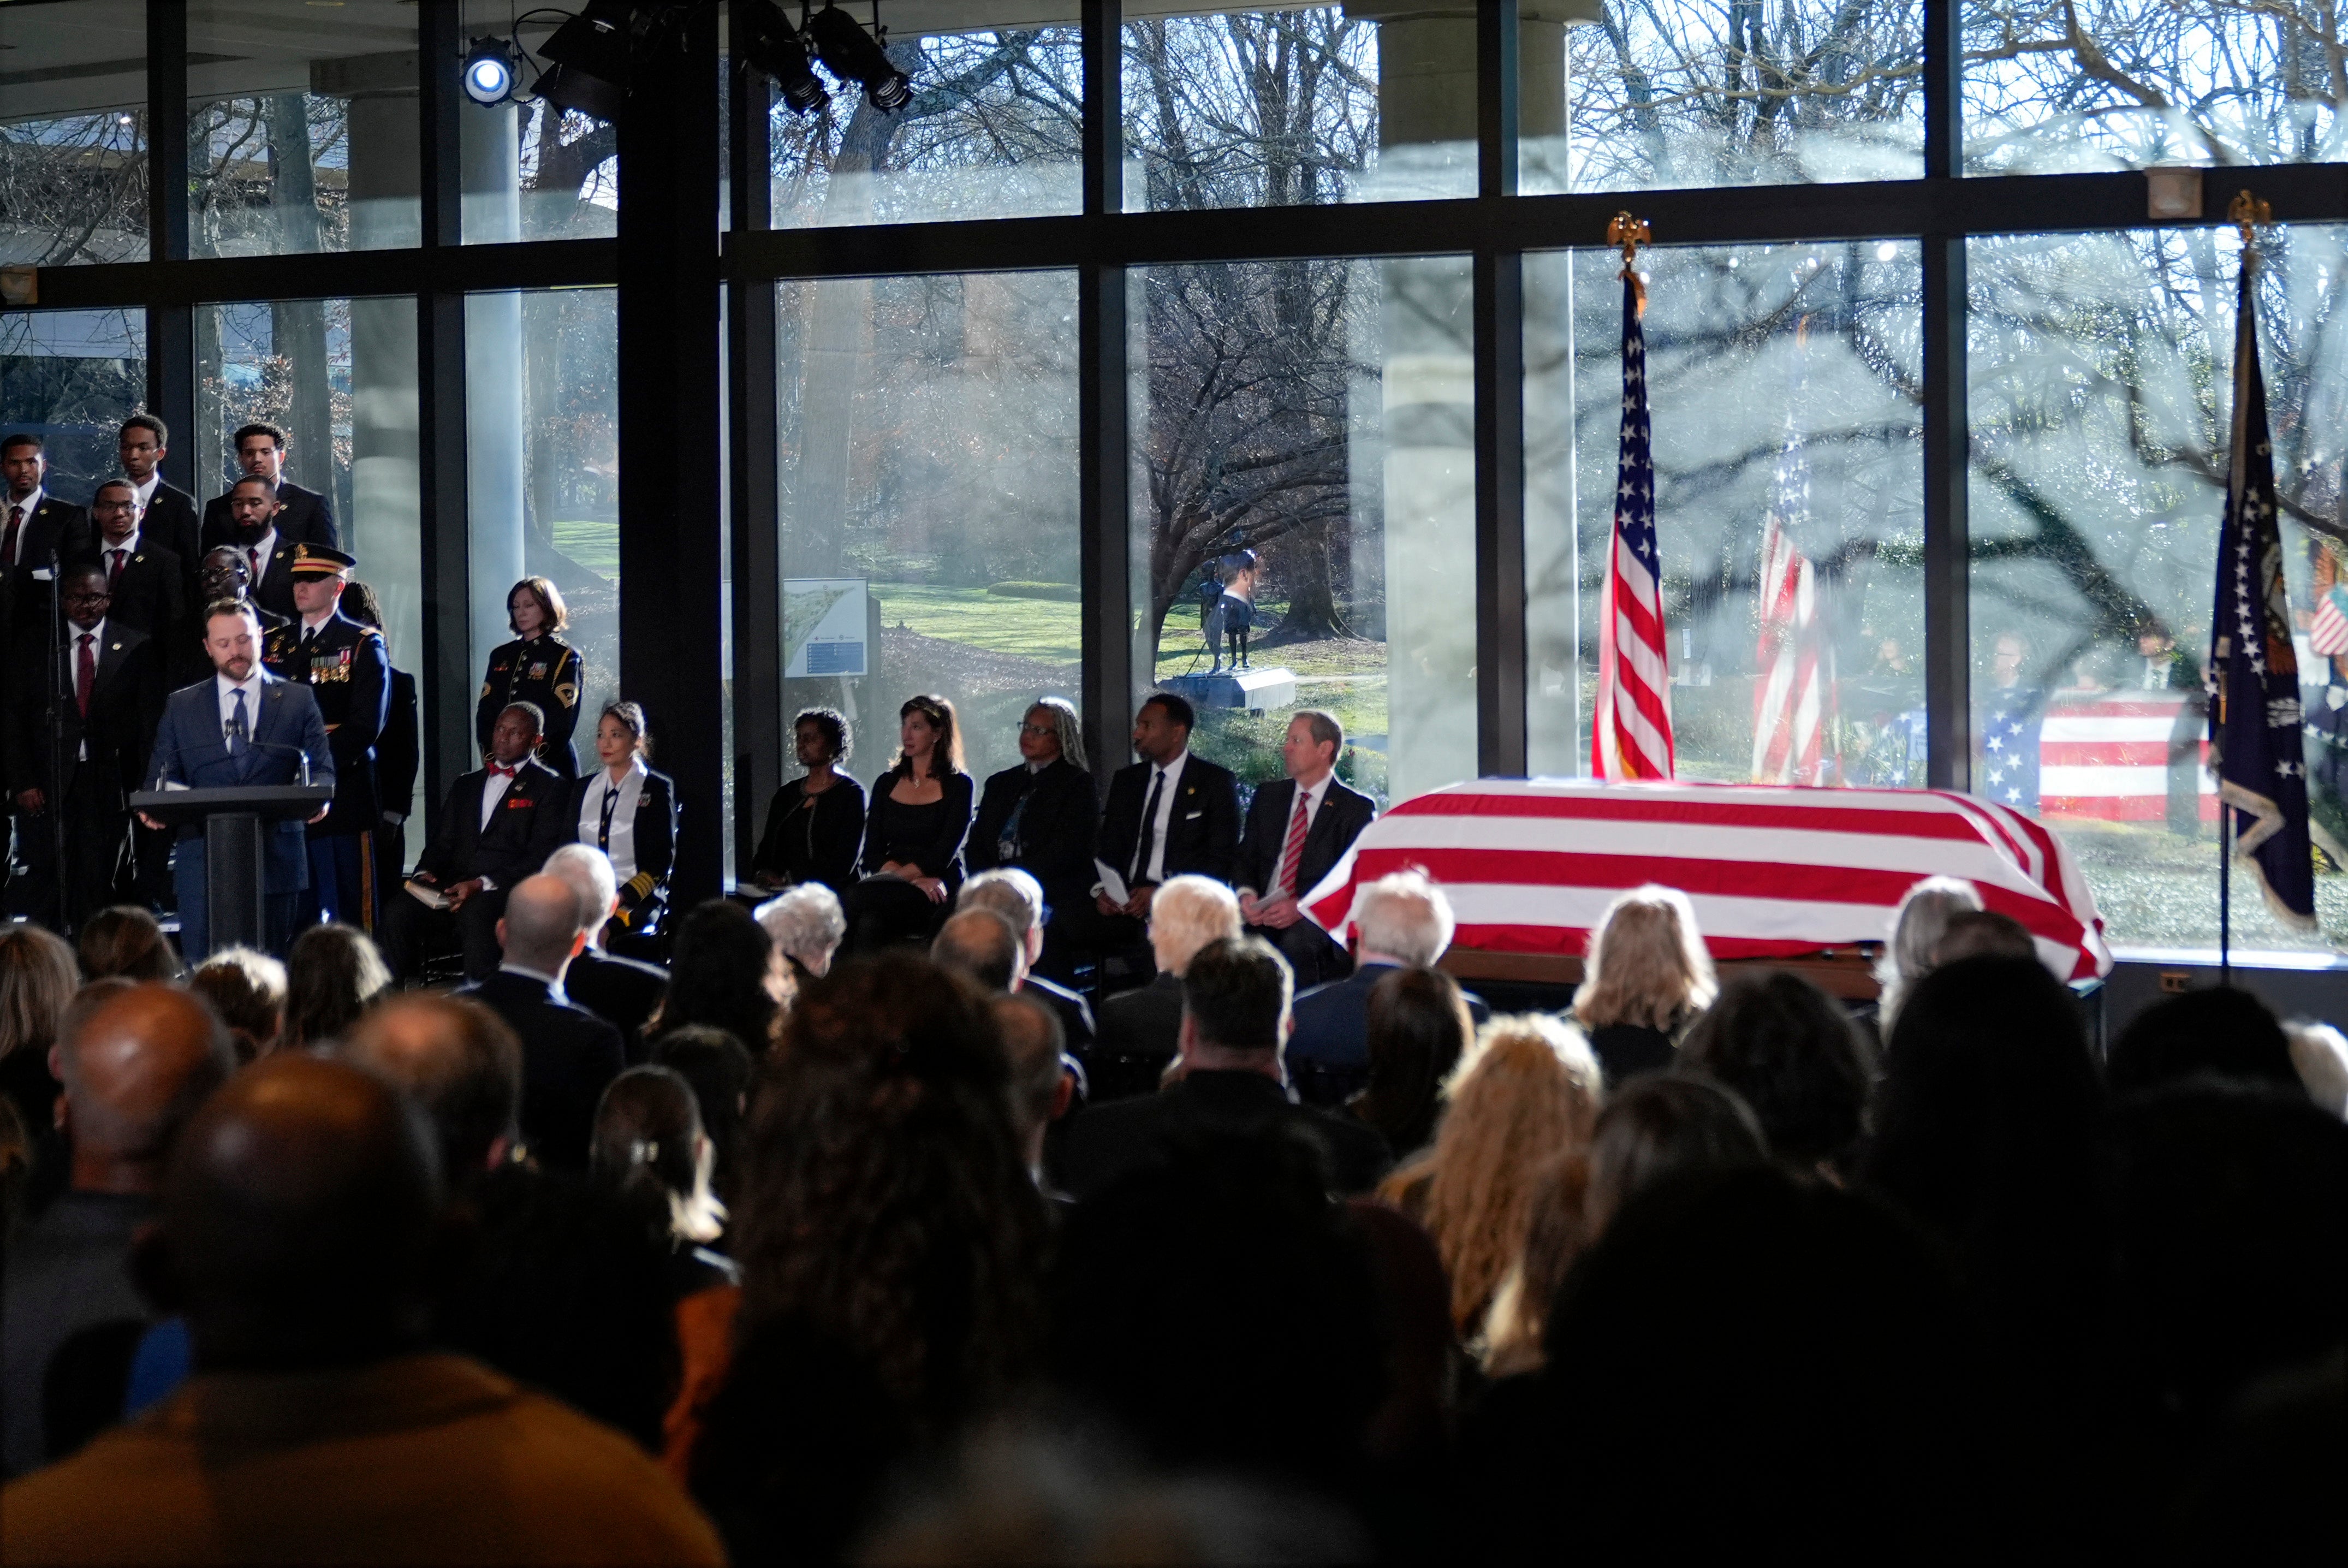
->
[1233, 710, 1376, 989]
[1089, 691, 1241, 973]
[199, 421, 337, 554]
[119, 415, 203, 612]
[170, 547, 287, 690]
[0, 432, 89, 659]
[82, 478, 185, 636]
[1287, 868, 1488, 1106]
[137, 599, 334, 960]
[263, 545, 389, 933]
[5, 563, 163, 931]
[456, 873, 625, 1171]
[215, 477, 300, 619]
[377, 703, 574, 984]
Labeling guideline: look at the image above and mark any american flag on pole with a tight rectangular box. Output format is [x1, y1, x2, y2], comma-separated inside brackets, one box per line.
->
[1750, 342, 1836, 785]
[1592, 259, 1674, 780]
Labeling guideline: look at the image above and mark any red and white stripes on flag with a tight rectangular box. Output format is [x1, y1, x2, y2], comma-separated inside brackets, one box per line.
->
[1750, 508, 1832, 784]
[2314, 587, 2348, 657]
[1592, 266, 1674, 780]
[1301, 778, 2112, 983]
[2037, 692, 2217, 823]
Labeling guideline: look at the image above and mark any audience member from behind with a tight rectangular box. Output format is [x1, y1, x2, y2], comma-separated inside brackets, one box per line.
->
[1873, 876, 1982, 1035]
[1570, 884, 1715, 1084]
[188, 948, 286, 1061]
[931, 907, 1025, 993]
[2284, 1018, 2348, 1116]
[73, 908, 183, 984]
[544, 843, 670, 1062]
[1091, 873, 1239, 1100]
[2, 1054, 725, 1565]
[2107, 985, 2305, 1100]
[0, 924, 78, 1202]
[651, 1027, 753, 1204]
[1932, 907, 2040, 966]
[1678, 969, 1873, 1177]
[1350, 966, 1473, 1162]
[647, 900, 781, 1054]
[282, 923, 390, 1050]
[755, 880, 845, 984]
[1060, 937, 1392, 1201]
[958, 868, 1096, 1052]
[687, 953, 1047, 1565]
[340, 993, 522, 1193]
[991, 993, 1073, 1191]
[591, 1066, 729, 1278]
[1288, 870, 1488, 1105]
[456, 874, 624, 1170]
[1378, 1014, 1603, 1338]
[2, 987, 231, 1479]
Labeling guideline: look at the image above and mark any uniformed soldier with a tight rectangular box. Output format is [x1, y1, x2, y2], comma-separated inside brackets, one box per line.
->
[475, 575, 584, 775]
[264, 543, 389, 933]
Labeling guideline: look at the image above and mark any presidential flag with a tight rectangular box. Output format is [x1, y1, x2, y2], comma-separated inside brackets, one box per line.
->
[2206, 246, 2316, 928]
[1592, 263, 1674, 781]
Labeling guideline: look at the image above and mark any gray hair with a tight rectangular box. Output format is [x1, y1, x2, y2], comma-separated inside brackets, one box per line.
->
[1874, 876, 1984, 1032]
[1026, 696, 1087, 773]
[1146, 875, 1243, 977]
[757, 883, 847, 975]
[542, 842, 619, 933]
[960, 868, 1044, 938]
[1354, 870, 1455, 969]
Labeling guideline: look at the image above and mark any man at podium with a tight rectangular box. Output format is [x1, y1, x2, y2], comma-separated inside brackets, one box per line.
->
[140, 599, 332, 960]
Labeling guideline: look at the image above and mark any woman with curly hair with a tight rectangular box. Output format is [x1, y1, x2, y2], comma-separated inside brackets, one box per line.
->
[681, 953, 1046, 1563]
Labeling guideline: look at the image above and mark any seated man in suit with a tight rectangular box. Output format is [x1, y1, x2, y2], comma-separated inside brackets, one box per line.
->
[1091, 874, 1241, 1103]
[540, 842, 668, 1064]
[1234, 710, 1375, 989]
[1287, 868, 1487, 1107]
[119, 414, 203, 614]
[1058, 935, 1391, 1200]
[377, 703, 573, 984]
[1087, 691, 1241, 976]
[84, 479, 184, 637]
[455, 874, 624, 1171]
[199, 420, 337, 553]
[136, 600, 334, 961]
[965, 697, 1099, 982]
[956, 868, 1095, 1056]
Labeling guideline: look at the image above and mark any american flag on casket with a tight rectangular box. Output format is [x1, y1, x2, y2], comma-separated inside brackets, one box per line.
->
[1300, 779, 2113, 983]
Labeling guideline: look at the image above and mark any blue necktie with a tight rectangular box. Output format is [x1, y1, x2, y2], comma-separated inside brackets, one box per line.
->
[226, 688, 249, 755]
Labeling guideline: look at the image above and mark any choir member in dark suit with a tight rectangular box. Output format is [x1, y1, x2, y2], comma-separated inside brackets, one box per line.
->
[80, 479, 183, 636]
[0, 433, 88, 661]
[199, 421, 337, 552]
[748, 706, 865, 896]
[1233, 710, 1377, 988]
[118, 415, 203, 613]
[842, 694, 974, 953]
[568, 702, 678, 950]
[213, 476, 301, 619]
[169, 547, 287, 690]
[377, 702, 575, 983]
[474, 578, 585, 775]
[1086, 691, 1241, 970]
[455, 874, 624, 1170]
[5, 563, 162, 931]
[966, 696, 1098, 979]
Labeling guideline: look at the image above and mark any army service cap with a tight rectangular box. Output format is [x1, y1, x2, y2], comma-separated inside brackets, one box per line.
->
[289, 543, 358, 577]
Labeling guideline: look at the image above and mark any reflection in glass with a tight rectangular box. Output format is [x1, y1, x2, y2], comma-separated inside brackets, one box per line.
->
[775, 272, 1080, 786]
[462, 13, 617, 243]
[1963, 0, 2345, 173]
[770, 19, 1079, 227]
[1131, 257, 1478, 808]
[1967, 225, 2347, 947]
[0, 1, 148, 265]
[0, 310, 148, 499]
[1532, 0, 1923, 195]
[1524, 242, 1925, 788]
[1124, 6, 1472, 212]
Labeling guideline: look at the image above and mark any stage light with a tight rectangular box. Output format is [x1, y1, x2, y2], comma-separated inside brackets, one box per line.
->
[804, 4, 911, 113]
[533, 0, 639, 122]
[736, 0, 828, 115]
[461, 37, 520, 106]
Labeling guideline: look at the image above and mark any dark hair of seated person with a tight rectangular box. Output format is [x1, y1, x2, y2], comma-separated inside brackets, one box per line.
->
[649, 900, 777, 1053]
[1350, 966, 1472, 1160]
[1676, 969, 1873, 1173]
[2106, 985, 2304, 1101]
[1180, 935, 1291, 1052]
[282, 923, 391, 1050]
[688, 952, 1047, 1566]
[651, 1026, 753, 1204]
[75, 906, 185, 984]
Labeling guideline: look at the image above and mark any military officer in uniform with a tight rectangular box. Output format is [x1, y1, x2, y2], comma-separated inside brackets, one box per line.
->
[475, 576, 584, 775]
[264, 543, 388, 933]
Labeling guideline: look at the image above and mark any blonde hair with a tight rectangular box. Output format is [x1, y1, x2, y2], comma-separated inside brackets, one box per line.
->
[1379, 1013, 1604, 1334]
[0, 925, 79, 1064]
[1147, 875, 1243, 977]
[1573, 884, 1716, 1034]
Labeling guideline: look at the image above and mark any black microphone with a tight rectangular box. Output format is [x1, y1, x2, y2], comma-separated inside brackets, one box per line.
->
[241, 737, 322, 787]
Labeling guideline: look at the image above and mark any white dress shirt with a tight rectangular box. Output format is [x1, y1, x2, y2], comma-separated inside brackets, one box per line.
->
[131, 472, 159, 516]
[2, 485, 44, 566]
[215, 669, 263, 741]
[579, 758, 647, 881]
[479, 762, 520, 829]
[1138, 748, 1190, 884]
[100, 530, 140, 581]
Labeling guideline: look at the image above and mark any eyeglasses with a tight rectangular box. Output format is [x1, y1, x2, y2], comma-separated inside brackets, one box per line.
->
[1018, 722, 1056, 737]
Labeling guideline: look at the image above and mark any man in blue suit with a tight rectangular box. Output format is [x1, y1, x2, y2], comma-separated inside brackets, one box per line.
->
[138, 599, 333, 960]
[1287, 868, 1487, 1106]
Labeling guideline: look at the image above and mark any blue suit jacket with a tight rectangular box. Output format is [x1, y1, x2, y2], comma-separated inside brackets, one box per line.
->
[150, 672, 335, 890]
[1287, 961, 1490, 1075]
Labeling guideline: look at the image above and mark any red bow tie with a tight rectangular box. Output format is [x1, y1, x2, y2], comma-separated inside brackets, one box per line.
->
[488, 763, 518, 779]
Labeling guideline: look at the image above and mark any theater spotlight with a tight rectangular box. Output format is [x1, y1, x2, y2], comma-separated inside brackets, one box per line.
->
[736, 0, 827, 115]
[532, 0, 639, 122]
[804, 4, 911, 113]
[460, 37, 521, 106]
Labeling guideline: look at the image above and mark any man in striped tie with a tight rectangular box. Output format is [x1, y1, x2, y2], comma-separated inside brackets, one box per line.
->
[1234, 710, 1376, 987]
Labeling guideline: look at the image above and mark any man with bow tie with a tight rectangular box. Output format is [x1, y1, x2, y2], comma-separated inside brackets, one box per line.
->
[264, 544, 388, 933]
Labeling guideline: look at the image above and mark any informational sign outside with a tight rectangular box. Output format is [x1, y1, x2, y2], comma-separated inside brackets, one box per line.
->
[784, 578, 869, 678]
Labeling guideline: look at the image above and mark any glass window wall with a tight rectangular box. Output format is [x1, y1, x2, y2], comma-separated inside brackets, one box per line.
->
[0, 308, 148, 498]
[463, 9, 617, 243]
[0, 0, 148, 265]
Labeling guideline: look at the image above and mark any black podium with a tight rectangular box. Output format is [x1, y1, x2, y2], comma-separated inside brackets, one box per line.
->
[129, 785, 334, 952]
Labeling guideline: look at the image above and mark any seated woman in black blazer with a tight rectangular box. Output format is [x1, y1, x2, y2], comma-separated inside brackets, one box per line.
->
[841, 693, 974, 953]
[572, 700, 678, 950]
[749, 706, 865, 896]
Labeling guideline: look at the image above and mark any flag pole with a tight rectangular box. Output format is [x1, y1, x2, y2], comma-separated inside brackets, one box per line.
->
[2216, 191, 2264, 987]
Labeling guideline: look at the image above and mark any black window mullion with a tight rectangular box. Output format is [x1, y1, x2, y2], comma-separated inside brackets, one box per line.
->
[728, 34, 782, 882]
[1080, 0, 1133, 782]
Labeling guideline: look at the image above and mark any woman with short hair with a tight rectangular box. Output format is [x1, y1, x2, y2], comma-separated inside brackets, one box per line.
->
[750, 708, 864, 897]
[475, 576, 585, 775]
[571, 700, 679, 947]
[1571, 884, 1717, 1085]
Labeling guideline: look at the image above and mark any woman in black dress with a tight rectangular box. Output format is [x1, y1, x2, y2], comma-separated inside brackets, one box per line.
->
[842, 694, 974, 953]
[748, 708, 865, 896]
[477, 576, 585, 776]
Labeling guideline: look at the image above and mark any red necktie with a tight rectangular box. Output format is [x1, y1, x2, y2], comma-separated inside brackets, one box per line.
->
[1274, 788, 1311, 897]
[107, 547, 126, 587]
[1, 504, 20, 567]
[74, 633, 94, 718]
[247, 546, 262, 582]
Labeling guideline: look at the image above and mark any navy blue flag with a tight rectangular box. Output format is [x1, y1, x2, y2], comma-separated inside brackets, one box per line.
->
[1979, 690, 2044, 813]
[2206, 251, 2317, 928]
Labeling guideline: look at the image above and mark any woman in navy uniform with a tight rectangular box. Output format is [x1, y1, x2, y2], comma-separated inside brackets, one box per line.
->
[570, 699, 676, 950]
[475, 576, 584, 775]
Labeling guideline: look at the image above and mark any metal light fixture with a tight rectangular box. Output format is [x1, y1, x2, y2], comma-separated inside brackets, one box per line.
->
[736, 0, 827, 115]
[804, 4, 911, 113]
[460, 37, 521, 105]
[532, 0, 638, 122]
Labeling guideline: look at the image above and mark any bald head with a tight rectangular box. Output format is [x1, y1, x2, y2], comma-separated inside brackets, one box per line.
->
[162, 1054, 439, 1371]
[341, 994, 521, 1185]
[57, 984, 234, 1196]
[498, 874, 587, 975]
[931, 907, 1024, 994]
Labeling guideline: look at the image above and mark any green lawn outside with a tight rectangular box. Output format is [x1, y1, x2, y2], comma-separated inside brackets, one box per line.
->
[867, 582, 1083, 666]
[551, 519, 620, 577]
